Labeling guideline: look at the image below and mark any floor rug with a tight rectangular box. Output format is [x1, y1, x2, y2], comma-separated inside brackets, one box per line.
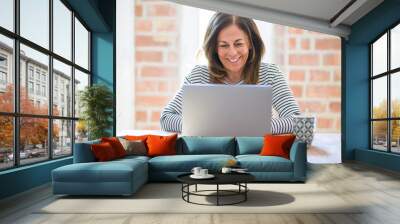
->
[37, 183, 361, 214]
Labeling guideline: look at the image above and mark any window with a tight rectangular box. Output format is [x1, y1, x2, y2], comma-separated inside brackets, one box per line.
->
[35, 70, 41, 81]
[53, 59, 72, 117]
[370, 23, 400, 154]
[0, 55, 7, 67]
[74, 69, 89, 119]
[20, 0, 49, 49]
[53, 119, 72, 158]
[0, 71, 6, 85]
[42, 85, 46, 97]
[53, 0, 72, 60]
[0, 116, 13, 170]
[74, 18, 89, 70]
[28, 81, 34, 94]
[28, 67, 34, 80]
[0, 35, 13, 113]
[0, 0, 14, 32]
[0, 0, 91, 170]
[0, 54, 7, 88]
[35, 84, 40, 95]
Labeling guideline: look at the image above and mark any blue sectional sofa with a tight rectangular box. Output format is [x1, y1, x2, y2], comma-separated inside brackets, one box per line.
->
[52, 136, 307, 196]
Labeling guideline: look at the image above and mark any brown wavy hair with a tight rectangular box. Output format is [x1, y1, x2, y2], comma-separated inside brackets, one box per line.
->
[203, 13, 265, 84]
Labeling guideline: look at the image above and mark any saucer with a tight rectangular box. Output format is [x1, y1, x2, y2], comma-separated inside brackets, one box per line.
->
[190, 174, 215, 179]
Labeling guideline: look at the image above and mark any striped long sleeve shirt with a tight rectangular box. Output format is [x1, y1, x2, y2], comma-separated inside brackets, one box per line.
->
[160, 63, 301, 134]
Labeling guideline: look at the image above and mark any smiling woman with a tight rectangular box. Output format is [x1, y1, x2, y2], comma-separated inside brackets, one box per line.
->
[160, 12, 301, 134]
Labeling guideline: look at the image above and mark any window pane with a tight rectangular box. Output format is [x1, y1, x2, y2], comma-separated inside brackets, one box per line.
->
[392, 24, 400, 70]
[20, 0, 49, 49]
[372, 77, 387, 119]
[391, 120, 400, 153]
[53, 0, 72, 60]
[391, 72, 400, 118]
[74, 69, 89, 118]
[0, 116, 13, 170]
[20, 44, 49, 115]
[53, 119, 72, 158]
[372, 33, 387, 76]
[75, 18, 89, 70]
[20, 117, 49, 165]
[75, 120, 88, 143]
[0, 34, 14, 112]
[53, 59, 72, 117]
[0, 0, 14, 31]
[372, 121, 387, 151]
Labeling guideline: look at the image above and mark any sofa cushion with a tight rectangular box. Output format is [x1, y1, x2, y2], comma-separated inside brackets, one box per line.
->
[236, 137, 263, 155]
[148, 154, 235, 172]
[178, 137, 235, 155]
[236, 155, 293, 172]
[115, 155, 150, 163]
[53, 158, 147, 183]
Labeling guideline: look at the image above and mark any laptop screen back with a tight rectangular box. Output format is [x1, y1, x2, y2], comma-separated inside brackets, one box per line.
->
[182, 84, 272, 137]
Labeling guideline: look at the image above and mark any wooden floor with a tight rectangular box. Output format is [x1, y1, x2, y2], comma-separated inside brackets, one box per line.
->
[1, 162, 400, 224]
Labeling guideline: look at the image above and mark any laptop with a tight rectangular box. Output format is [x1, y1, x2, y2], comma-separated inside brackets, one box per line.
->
[182, 84, 272, 137]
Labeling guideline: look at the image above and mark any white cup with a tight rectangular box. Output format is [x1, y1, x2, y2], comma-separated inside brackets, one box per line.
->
[199, 169, 208, 176]
[191, 167, 202, 176]
[221, 167, 232, 174]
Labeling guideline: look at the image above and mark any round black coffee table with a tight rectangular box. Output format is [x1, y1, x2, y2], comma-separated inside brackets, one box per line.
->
[177, 173, 255, 206]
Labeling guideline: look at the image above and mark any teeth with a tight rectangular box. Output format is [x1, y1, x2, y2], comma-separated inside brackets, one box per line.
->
[228, 58, 239, 63]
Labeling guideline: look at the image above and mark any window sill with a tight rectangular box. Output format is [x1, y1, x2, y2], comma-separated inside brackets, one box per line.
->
[0, 156, 72, 176]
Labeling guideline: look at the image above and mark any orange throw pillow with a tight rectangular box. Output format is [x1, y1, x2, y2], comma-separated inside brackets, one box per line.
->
[125, 135, 149, 141]
[260, 134, 296, 159]
[146, 134, 178, 157]
[91, 142, 117, 161]
[101, 137, 127, 158]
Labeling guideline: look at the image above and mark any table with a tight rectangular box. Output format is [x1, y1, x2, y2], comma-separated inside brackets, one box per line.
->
[177, 172, 255, 206]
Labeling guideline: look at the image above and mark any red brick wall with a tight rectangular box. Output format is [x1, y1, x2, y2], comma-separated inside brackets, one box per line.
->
[273, 26, 341, 133]
[134, 0, 180, 130]
[134, 1, 341, 133]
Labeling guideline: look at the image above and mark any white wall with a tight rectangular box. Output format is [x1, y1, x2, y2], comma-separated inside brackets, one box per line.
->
[116, 0, 135, 135]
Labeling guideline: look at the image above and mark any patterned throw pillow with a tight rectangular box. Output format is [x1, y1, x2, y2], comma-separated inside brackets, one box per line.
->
[118, 137, 147, 156]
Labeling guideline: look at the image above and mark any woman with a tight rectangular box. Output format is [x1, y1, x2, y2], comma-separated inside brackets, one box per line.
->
[160, 13, 300, 134]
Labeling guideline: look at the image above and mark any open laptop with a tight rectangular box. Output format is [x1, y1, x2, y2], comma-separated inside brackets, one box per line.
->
[182, 84, 272, 137]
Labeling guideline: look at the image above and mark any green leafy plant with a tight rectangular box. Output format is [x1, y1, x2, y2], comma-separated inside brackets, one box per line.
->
[79, 84, 113, 140]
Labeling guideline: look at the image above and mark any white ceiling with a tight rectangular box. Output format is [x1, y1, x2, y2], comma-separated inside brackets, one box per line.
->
[227, 0, 352, 23]
[166, 0, 384, 38]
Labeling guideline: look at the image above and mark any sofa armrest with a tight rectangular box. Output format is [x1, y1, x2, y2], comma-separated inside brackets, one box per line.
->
[289, 140, 307, 181]
[73, 140, 100, 163]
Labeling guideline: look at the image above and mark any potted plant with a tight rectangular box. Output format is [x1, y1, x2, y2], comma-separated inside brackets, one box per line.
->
[79, 84, 113, 140]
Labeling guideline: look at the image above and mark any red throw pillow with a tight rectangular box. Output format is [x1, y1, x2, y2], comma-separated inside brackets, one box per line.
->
[101, 137, 127, 158]
[260, 134, 296, 159]
[91, 142, 117, 161]
[146, 134, 178, 157]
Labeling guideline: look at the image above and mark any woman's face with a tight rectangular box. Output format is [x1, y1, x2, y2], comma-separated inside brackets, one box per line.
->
[217, 24, 250, 76]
